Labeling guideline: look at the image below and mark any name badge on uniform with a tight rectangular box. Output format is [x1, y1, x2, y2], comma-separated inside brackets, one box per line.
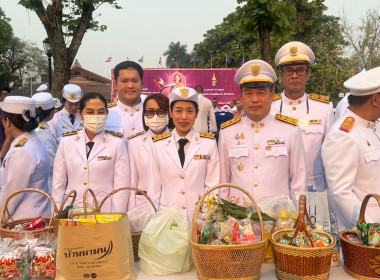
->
[309, 120, 321, 125]
[194, 155, 211, 160]
[98, 156, 112, 161]
[267, 139, 285, 145]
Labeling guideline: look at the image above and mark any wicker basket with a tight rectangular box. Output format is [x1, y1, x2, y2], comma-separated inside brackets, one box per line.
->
[52, 190, 77, 237]
[0, 189, 58, 240]
[339, 193, 380, 280]
[98, 187, 157, 262]
[271, 194, 336, 280]
[190, 183, 266, 280]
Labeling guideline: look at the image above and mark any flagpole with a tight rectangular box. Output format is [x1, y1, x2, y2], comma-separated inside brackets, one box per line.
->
[193, 59, 195, 68]
[211, 54, 213, 69]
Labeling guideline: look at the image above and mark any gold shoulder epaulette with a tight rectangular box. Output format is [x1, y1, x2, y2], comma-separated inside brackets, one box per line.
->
[152, 132, 172, 142]
[221, 116, 242, 129]
[308, 94, 330, 103]
[339, 117, 355, 133]
[127, 130, 145, 140]
[275, 114, 299, 126]
[15, 138, 27, 147]
[199, 132, 215, 140]
[38, 123, 46, 129]
[273, 94, 282, 101]
[107, 102, 117, 108]
[105, 129, 123, 138]
[62, 130, 79, 137]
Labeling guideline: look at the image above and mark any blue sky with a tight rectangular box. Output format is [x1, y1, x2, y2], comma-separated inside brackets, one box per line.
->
[2, 0, 380, 78]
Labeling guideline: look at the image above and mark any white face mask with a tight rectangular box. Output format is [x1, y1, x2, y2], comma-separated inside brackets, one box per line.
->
[144, 115, 168, 133]
[83, 115, 107, 134]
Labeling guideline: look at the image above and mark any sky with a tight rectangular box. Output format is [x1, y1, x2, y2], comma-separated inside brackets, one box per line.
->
[2, 0, 380, 78]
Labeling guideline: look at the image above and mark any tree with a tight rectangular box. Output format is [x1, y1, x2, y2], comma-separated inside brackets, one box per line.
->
[163, 41, 190, 68]
[341, 8, 380, 71]
[18, 0, 121, 97]
[0, 7, 13, 53]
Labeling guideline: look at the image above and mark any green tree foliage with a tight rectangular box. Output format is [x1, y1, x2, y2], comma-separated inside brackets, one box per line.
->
[163, 41, 191, 68]
[0, 7, 13, 53]
[18, 0, 121, 97]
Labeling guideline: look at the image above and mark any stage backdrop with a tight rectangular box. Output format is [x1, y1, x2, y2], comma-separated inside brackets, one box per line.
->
[111, 68, 241, 105]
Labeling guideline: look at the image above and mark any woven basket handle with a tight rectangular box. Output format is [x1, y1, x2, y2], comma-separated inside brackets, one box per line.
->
[289, 194, 315, 247]
[82, 189, 99, 213]
[191, 183, 264, 244]
[358, 193, 380, 224]
[98, 187, 157, 213]
[0, 189, 59, 227]
[58, 190, 77, 214]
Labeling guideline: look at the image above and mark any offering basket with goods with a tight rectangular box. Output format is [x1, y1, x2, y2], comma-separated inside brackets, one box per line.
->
[0, 189, 58, 240]
[270, 194, 336, 280]
[98, 187, 157, 262]
[339, 193, 380, 280]
[52, 190, 77, 237]
[191, 184, 266, 280]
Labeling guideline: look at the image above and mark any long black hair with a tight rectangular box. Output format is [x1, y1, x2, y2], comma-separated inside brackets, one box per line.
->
[3, 111, 38, 132]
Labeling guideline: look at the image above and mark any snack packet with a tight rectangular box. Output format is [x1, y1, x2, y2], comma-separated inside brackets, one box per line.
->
[0, 238, 22, 280]
[29, 233, 56, 279]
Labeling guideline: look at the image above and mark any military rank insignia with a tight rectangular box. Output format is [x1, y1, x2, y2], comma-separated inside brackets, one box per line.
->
[194, 155, 211, 160]
[339, 117, 355, 132]
[221, 116, 242, 129]
[152, 132, 172, 142]
[62, 130, 78, 137]
[275, 114, 298, 126]
[267, 139, 285, 145]
[107, 102, 117, 108]
[98, 156, 112, 161]
[105, 130, 123, 138]
[15, 138, 27, 147]
[272, 94, 282, 101]
[309, 120, 322, 125]
[127, 131, 145, 140]
[199, 133, 215, 140]
[308, 94, 330, 103]
[39, 123, 46, 129]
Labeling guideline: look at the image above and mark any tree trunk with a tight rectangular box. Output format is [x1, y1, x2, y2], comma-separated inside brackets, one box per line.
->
[258, 22, 273, 66]
[294, 10, 306, 41]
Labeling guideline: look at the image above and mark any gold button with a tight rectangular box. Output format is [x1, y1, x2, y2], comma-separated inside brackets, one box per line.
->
[84, 166, 88, 170]
[182, 206, 186, 209]
[181, 175, 185, 179]
[255, 129, 259, 133]
[259, 122, 264, 127]
[367, 123, 371, 128]
[84, 181, 87, 185]
[135, 108, 139, 111]
[131, 126, 135, 130]
[254, 183, 258, 187]
[289, 101, 293, 105]
[254, 146, 259, 150]
[298, 100, 301, 104]
[251, 123, 255, 128]
[181, 191, 185, 195]
[254, 164, 258, 169]
[292, 107, 296, 110]
[124, 108, 128, 111]
[130, 113, 134, 117]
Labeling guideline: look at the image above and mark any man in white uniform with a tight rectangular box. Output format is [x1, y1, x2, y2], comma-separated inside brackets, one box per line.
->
[322, 66, 380, 230]
[106, 61, 145, 140]
[49, 84, 84, 140]
[219, 59, 307, 201]
[193, 85, 217, 133]
[271, 41, 334, 192]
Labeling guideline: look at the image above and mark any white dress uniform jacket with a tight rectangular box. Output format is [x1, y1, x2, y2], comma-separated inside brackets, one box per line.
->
[147, 128, 220, 219]
[334, 93, 350, 121]
[48, 108, 83, 140]
[193, 95, 217, 133]
[219, 114, 307, 201]
[128, 128, 169, 210]
[0, 131, 50, 220]
[322, 109, 380, 230]
[52, 129, 131, 212]
[271, 93, 334, 191]
[35, 121, 58, 194]
[106, 99, 144, 141]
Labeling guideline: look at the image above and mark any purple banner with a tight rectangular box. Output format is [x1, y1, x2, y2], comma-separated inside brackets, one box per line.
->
[111, 68, 241, 105]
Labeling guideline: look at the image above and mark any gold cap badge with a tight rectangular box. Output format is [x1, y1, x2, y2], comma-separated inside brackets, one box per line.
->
[70, 92, 76, 99]
[180, 88, 189, 98]
[290, 46, 298, 56]
[251, 65, 260, 75]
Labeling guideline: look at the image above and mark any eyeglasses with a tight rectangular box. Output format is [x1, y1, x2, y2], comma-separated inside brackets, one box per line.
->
[144, 109, 167, 118]
[66, 102, 80, 107]
[281, 68, 308, 76]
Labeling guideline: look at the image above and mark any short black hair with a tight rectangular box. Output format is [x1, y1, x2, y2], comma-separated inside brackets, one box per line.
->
[114, 61, 143, 81]
[348, 94, 375, 107]
[3, 111, 38, 132]
[240, 82, 274, 92]
[170, 100, 198, 112]
[194, 85, 203, 94]
[36, 107, 55, 122]
[1, 87, 11, 93]
[79, 92, 108, 113]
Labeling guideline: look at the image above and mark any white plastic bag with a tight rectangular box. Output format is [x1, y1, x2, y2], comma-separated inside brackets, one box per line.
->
[127, 202, 155, 232]
[138, 206, 194, 275]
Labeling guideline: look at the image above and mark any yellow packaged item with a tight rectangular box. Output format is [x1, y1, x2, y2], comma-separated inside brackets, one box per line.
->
[96, 214, 123, 224]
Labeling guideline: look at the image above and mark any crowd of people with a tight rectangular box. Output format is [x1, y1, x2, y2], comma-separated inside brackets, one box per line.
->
[0, 41, 378, 231]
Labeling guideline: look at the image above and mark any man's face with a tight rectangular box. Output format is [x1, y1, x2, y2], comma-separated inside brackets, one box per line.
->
[65, 101, 80, 115]
[212, 99, 218, 108]
[241, 86, 274, 122]
[280, 64, 310, 96]
[116, 68, 143, 106]
[229, 100, 235, 108]
[1, 90, 9, 100]
[236, 100, 243, 110]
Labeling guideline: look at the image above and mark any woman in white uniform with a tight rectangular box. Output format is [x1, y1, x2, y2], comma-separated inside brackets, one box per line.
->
[147, 87, 220, 219]
[128, 93, 174, 210]
[33, 92, 59, 193]
[0, 96, 50, 219]
[52, 92, 131, 212]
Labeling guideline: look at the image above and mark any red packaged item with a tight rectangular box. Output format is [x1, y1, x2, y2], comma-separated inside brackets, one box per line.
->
[29, 245, 55, 279]
[25, 216, 47, 231]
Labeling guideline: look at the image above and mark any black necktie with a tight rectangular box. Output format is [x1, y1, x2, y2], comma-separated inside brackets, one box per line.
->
[87, 141, 94, 159]
[178, 138, 188, 167]
[69, 114, 75, 125]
